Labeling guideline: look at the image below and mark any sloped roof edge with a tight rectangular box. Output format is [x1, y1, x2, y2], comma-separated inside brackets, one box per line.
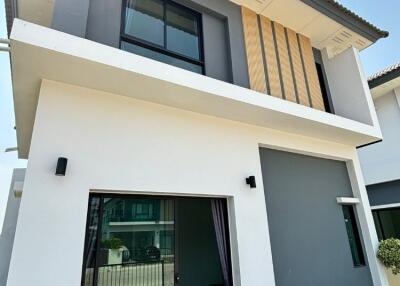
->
[301, 0, 388, 43]
[368, 63, 400, 89]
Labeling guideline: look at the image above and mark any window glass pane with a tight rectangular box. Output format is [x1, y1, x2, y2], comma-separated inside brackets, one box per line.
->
[342, 205, 365, 266]
[124, 0, 164, 46]
[376, 208, 400, 239]
[97, 197, 175, 286]
[166, 3, 200, 60]
[121, 41, 203, 73]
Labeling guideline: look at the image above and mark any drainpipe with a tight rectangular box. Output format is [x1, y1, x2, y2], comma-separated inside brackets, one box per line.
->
[4, 147, 18, 152]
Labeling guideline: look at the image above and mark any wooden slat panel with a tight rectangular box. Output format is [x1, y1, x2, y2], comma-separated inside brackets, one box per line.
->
[298, 34, 325, 110]
[273, 22, 296, 103]
[260, 16, 282, 99]
[241, 7, 267, 93]
[286, 28, 310, 107]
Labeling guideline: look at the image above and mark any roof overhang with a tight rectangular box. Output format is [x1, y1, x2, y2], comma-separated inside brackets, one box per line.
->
[10, 19, 382, 159]
[370, 78, 400, 100]
[369, 65, 400, 99]
[230, 0, 387, 57]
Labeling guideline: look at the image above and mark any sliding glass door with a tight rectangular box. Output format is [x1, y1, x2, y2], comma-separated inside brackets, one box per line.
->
[82, 195, 175, 286]
[81, 194, 231, 286]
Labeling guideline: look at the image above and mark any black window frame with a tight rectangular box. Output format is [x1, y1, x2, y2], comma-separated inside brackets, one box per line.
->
[342, 205, 366, 267]
[120, 0, 205, 74]
[373, 206, 400, 241]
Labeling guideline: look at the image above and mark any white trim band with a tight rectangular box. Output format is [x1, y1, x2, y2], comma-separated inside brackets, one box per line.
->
[371, 203, 400, 210]
[336, 197, 360, 205]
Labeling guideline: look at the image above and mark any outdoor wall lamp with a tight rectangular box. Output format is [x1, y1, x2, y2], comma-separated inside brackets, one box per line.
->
[246, 176, 256, 188]
[55, 157, 68, 176]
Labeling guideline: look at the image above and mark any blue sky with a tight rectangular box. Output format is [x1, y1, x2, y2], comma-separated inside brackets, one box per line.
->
[0, 1, 399, 230]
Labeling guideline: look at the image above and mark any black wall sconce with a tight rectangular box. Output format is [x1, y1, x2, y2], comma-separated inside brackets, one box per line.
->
[246, 176, 256, 188]
[55, 157, 68, 176]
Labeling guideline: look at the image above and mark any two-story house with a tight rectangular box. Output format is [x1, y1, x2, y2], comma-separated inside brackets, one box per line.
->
[1, 0, 390, 285]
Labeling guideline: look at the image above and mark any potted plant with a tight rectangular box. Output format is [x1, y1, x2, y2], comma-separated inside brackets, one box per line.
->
[377, 238, 400, 285]
[101, 237, 124, 265]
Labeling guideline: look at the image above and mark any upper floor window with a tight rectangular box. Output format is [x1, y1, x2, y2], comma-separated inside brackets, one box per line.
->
[121, 0, 204, 74]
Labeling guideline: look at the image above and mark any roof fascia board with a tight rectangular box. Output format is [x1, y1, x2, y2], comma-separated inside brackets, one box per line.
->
[369, 68, 400, 89]
[300, 0, 387, 42]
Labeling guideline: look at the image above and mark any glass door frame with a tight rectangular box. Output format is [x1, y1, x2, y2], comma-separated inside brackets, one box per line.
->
[81, 193, 178, 286]
[81, 193, 233, 286]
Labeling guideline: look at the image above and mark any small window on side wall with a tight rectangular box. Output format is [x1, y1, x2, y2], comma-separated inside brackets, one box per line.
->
[313, 48, 333, 113]
[315, 62, 332, 113]
[121, 0, 204, 74]
[342, 205, 366, 267]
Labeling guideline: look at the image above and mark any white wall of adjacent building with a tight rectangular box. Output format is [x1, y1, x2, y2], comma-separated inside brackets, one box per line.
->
[0, 169, 24, 286]
[5, 80, 386, 286]
[358, 88, 400, 185]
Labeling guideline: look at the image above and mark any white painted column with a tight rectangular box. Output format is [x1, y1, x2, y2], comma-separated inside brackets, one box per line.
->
[346, 153, 389, 286]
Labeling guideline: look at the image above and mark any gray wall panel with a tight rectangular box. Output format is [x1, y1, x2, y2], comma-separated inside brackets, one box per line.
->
[85, 0, 249, 87]
[259, 148, 373, 286]
[86, 0, 122, 48]
[52, 0, 90, 37]
[185, 0, 249, 87]
[367, 180, 400, 207]
[202, 14, 231, 83]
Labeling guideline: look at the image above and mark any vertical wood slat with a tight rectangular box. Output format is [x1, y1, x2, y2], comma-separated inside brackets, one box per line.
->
[286, 28, 309, 106]
[273, 22, 296, 103]
[298, 34, 325, 110]
[260, 16, 282, 99]
[241, 6, 267, 93]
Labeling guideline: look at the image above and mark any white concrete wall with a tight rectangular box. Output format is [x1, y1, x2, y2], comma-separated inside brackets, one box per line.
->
[358, 88, 400, 185]
[322, 47, 379, 127]
[7, 80, 387, 286]
[0, 169, 24, 286]
[385, 268, 400, 286]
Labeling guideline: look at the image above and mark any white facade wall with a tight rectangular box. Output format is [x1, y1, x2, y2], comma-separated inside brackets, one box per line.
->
[358, 88, 400, 185]
[6, 80, 387, 286]
[322, 47, 378, 126]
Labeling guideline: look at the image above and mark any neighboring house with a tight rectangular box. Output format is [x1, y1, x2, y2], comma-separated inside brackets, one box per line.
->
[359, 64, 400, 241]
[0, 0, 391, 285]
[0, 169, 24, 286]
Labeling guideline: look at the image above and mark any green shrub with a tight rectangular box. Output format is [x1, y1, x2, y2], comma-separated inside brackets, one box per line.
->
[377, 238, 400, 275]
[101, 237, 123, 250]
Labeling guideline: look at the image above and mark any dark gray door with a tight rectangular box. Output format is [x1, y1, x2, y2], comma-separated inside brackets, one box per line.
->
[259, 148, 373, 286]
[176, 198, 223, 286]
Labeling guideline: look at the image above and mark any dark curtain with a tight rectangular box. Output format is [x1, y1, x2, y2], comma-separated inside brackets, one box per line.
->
[81, 196, 101, 286]
[211, 199, 232, 286]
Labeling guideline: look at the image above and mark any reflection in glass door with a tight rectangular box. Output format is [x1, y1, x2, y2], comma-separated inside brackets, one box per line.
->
[82, 195, 175, 286]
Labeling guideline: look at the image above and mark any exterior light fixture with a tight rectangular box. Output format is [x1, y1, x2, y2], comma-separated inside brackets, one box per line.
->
[55, 157, 68, 176]
[246, 176, 256, 188]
